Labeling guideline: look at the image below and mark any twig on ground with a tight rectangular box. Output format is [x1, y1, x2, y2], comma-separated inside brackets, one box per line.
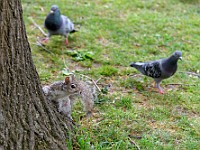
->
[129, 74, 143, 77]
[76, 73, 101, 92]
[29, 17, 47, 37]
[179, 71, 200, 77]
[167, 83, 197, 86]
[35, 41, 54, 54]
[29, 17, 51, 53]
[92, 79, 102, 92]
[95, 77, 102, 84]
[128, 137, 140, 150]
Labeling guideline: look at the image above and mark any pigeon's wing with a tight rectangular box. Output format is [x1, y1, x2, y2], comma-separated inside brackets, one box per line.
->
[143, 61, 162, 78]
[130, 62, 146, 74]
[130, 60, 162, 78]
[61, 15, 75, 33]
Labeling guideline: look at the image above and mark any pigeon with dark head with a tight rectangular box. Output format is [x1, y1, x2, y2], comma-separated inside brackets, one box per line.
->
[130, 51, 182, 94]
[43, 5, 76, 45]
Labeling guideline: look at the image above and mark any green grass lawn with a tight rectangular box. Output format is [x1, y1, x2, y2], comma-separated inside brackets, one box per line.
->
[22, 0, 200, 149]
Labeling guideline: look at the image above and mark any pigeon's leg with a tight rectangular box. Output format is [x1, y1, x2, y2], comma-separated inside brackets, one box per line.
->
[155, 80, 164, 94]
[157, 82, 164, 94]
[65, 34, 69, 45]
[65, 38, 69, 45]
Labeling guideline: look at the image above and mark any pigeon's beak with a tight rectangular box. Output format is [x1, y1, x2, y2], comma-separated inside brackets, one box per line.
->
[179, 57, 182, 60]
[50, 10, 54, 13]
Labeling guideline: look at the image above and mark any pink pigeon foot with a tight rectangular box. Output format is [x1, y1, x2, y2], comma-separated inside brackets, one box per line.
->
[159, 90, 164, 94]
[42, 38, 49, 43]
[65, 38, 69, 45]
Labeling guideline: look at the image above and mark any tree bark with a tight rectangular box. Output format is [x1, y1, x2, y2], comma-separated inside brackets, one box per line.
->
[0, 0, 72, 149]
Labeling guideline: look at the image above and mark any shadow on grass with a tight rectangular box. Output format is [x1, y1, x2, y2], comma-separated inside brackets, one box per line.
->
[179, 0, 200, 4]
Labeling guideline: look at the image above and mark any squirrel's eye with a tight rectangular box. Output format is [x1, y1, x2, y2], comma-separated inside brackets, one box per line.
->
[71, 84, 76, 89]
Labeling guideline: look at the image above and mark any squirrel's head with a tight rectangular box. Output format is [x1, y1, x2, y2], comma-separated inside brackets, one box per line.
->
[63, 75, 80, 94]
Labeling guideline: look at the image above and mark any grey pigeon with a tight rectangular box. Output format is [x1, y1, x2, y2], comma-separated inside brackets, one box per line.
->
[130, 51, 182, 94]
[44, 5, 76, 45]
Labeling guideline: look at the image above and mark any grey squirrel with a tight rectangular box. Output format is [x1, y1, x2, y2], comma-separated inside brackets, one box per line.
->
[42, 75, 95, 120]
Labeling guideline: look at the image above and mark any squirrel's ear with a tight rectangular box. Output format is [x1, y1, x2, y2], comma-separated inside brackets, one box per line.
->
[71, 74, 75, 81]
[65, 76, 71, 84]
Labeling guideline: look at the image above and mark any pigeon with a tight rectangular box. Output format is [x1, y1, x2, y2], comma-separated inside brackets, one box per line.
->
[130, 51, 182, 94]
[43, 5, 76, 45]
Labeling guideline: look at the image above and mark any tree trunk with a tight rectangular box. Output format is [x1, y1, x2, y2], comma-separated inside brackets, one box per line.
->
[0, 0, 72, 149]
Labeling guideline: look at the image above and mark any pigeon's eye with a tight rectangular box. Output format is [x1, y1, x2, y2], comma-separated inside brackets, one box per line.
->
[71, 84, 76, 89]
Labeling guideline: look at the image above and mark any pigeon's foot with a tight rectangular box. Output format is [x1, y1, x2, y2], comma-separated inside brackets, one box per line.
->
[159, 90, 164, 94]
[42, 38, 49, 43]
[65, 38, 69, 45]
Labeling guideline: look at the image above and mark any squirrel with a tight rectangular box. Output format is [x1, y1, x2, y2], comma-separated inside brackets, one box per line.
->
[42, 75, 95, 120]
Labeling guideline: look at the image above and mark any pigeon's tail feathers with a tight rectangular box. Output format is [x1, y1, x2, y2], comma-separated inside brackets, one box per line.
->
[70, 29, 78, 33]
[130, 62, 146, 74]
[130, 62, 145, 68]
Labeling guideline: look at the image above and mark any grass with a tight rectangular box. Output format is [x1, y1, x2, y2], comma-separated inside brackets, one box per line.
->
[22, 0, 200, 149]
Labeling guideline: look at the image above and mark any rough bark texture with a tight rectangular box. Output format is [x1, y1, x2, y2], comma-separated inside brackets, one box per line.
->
[0, 0, 72, 149]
